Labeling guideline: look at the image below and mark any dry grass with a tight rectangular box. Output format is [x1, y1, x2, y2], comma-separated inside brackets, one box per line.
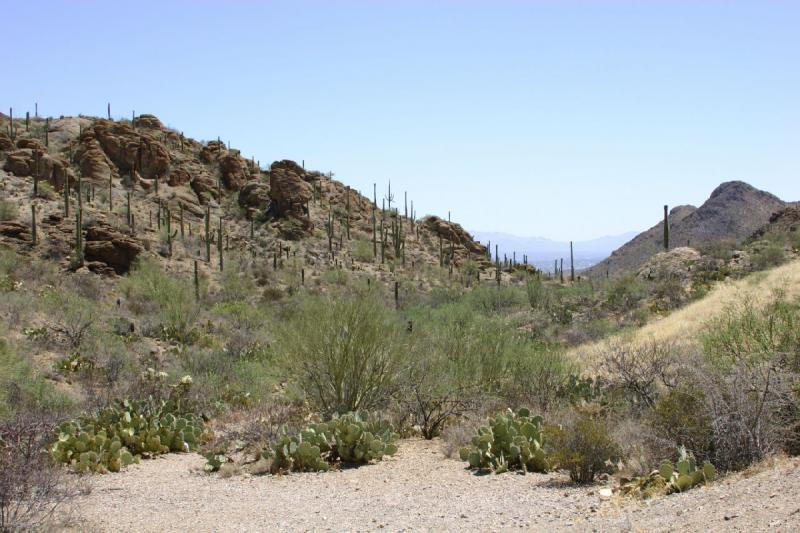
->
[572, 259, 800, 371]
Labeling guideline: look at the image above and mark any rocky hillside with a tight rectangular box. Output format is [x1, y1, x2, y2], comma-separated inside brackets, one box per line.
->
[588, 181, 788, 277]
[0, 113, 489, 286]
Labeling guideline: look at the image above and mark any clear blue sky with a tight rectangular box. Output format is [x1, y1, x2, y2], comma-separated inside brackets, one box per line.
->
[4, 1, 798, 240]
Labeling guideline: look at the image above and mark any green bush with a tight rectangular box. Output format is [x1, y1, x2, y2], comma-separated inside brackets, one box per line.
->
[458, 408, 548, 474]
[547, 410, 621, 483]
[352, 238, 375, 262]
[0, 200, 17, 221]
[278, 292, 407, 416]
[120, 259, 200, 343]
[0, 334, 74, 420]
[650, 385, 713, 462]
[269, 412, 398, 473]
[605, 274, 647, 313]
[750, 240, 787, 271]
[703, 294, 800, 370]
[466, 285, 524, 315]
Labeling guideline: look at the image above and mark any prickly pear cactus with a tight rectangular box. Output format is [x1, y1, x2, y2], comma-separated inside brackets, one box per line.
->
[620, 447, 716, 498]
[50, 396, 207, 474]
[269, 412, 398, 474]
[458, 408, 548, 474]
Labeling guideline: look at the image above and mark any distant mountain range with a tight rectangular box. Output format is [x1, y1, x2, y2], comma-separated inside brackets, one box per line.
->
[469, 230, 640, 272]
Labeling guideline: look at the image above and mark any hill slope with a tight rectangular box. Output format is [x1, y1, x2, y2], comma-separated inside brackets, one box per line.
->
[588, 181, 787, 277]
[0, 113, 489, 287]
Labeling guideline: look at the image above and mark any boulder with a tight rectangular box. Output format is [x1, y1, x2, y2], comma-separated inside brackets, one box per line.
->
[238, 181, 270, 218]
[0, 221, 30, 242]
[190, 171, 219, 205]
[86, 120, 170, 181]
[3, 149, 74, 190]
[76, 137, 117, 184]
[133, 114, 165, 130]
[3, 151, 31, 176]
[167, 165, 192, 187]
[83, 221, 144, 274]
[268, 160, 313, 237]
[199, 140, 227, 163]
[0, 132, 14, 152]
[219, 153, 250, 190]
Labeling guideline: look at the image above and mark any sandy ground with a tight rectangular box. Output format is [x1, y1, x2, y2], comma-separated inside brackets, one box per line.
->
[66, 439, 800, 532]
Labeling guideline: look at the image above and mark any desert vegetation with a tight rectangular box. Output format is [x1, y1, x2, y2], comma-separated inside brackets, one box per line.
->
[2, 110, 800, 531]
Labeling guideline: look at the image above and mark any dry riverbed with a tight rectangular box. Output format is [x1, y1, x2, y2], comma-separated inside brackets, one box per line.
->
[66, 439, 800, 532]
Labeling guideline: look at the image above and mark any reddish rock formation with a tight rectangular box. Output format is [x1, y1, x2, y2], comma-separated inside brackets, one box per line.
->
[84, 120, 170, 182]
[238, 181, 270, 218]
[83, 221, 144, 274]
[268, 160, 313, 237]
[219, 153, 250, 190]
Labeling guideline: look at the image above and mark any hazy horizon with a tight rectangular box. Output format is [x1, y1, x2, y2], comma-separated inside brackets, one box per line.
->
[4, 1, 798, 241]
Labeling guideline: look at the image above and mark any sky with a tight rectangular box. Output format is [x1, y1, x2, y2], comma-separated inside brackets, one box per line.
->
[3, 0, 799, 241]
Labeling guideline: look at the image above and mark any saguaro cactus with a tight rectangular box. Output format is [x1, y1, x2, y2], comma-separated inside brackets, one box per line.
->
[663, 205, 670, 250]
[205, 206, 211, 262]
[218, 218, 224, 271]
[570, 241, 575, 282]
[30, 205, 37, 246]
[194, 260, 200, 302]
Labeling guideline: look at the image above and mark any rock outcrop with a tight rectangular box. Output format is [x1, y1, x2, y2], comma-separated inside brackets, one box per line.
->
[219, 153, 251, 190]
[83, 221, 144, 274]
[268, 160, 313, 237]
[423, 216, 487, 256]
[238, 180, 270, 218]
[84, 120, 170, 182]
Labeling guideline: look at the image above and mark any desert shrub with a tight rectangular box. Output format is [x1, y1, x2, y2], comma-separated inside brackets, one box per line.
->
[395, 380, 481, 440]
[466, 285, 524, 315]
[547, 408, 621, 483]
[0, 200, 18, 221]
[269, 412, 398, 473]
[120, 259, 199, 343]
[36, 182, 57, 200]
[441, 417, 483, 458]
[599, 340, 677, 409]
[703, 294, 800, 370]
[352, 237, 374, 262]
[217, 256, 258, 303]
[526, 278, 574, 325]
[649, 382, 714, 462]
[750, 239, 787, 271]
[698, 362, 798, 471]
[0, 334, 74, 420]
[650, 271, 687, 312]
[604, 274, 647, 313]
[504, 346, 576, 411]
[41, 287, 99, 350]
[459, 408, 548, 474]
[278, 292, 407, 416]
[1, 415, 73, 532]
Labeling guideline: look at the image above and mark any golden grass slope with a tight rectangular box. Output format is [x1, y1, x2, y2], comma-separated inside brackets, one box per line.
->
[572, 259, 800, 370]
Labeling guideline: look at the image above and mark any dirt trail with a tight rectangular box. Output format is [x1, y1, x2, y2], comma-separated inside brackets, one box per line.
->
[69, 439, 800, 532]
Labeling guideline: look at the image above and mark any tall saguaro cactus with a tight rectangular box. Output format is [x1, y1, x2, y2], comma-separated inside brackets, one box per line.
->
[570, 241, 575, 282]
[663, 205, 670, 250]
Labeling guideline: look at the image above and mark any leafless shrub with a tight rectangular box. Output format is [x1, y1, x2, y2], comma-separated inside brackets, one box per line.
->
[0, 415, 74, 532]
[396, 384, 482, 440]
[699, 362, 799, 471]
[599, 339, 678, 409]
[441, 417, 483, 458]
